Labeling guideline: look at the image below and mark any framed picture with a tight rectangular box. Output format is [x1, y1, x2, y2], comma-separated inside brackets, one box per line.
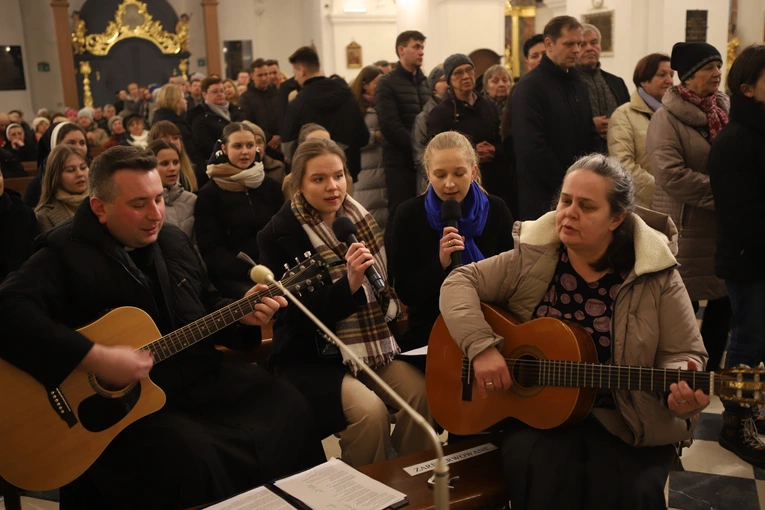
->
[582, 10, 614, 57]
[346, 42, 362, 69]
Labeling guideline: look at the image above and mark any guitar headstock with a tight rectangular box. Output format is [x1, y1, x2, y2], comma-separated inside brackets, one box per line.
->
[716, 365, 765, 407]
[280, 252, 332, 298]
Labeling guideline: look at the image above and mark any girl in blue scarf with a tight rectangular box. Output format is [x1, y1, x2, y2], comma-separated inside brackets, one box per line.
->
[389, 131, 514, 356]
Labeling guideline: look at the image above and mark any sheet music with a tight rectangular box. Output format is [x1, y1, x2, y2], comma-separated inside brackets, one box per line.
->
[274, 458, 406, 510]
[205, 486, 296, 509]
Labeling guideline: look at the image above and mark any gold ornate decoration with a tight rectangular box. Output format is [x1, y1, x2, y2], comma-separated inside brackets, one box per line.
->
[504, 45, 513, 76]
[727, 37, 740, 75]
[71, 11, 87, 55]
[179, 58, 189, 81]
[79, 61, 94, 107]
[505, 2, 536, 79]
[84, 0, 181, 56]
[346, 41, 362, 69]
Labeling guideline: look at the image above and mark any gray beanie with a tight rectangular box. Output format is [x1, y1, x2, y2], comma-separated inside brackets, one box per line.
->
[443, 54, 474, 84]
[77, 107, 94, 121]
[108, 115, 123, 131]
[427, 65, 445, 93]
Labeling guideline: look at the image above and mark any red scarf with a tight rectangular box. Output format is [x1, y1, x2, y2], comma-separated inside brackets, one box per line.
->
[677, 84, 728, 142]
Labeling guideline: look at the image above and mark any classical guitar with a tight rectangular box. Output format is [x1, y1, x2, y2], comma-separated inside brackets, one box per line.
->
[0, 253, 330, 491]
[426, 303, 765, 436]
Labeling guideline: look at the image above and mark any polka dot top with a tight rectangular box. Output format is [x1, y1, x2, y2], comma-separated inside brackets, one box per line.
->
[533, 249, 625, 365]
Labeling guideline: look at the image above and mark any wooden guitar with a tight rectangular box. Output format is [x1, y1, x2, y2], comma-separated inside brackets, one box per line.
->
[0, 253, 330, 491]
[426, 303, 765, 436]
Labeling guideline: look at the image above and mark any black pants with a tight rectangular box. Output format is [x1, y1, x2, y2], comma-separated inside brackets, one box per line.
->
[692, 296, 732, 372]
[501, 417, 675, 510]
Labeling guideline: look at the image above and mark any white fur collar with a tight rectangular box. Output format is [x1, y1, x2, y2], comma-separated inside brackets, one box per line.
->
[519, 211, 676, 276]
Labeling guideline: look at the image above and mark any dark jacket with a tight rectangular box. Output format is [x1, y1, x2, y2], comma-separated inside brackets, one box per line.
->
[374, 63, 431, 170]
[603, 68, 631, 108]
[8, 141, 37, 163]
[281, 76, 369, 179]
[389, 193, 514, 349]
[190, 102, 247, 164]
[709, 94, 765, 281]
[0, 147, 26, 178]
[257, 201, 369, 436]
[426, 92, 513, 207]
[194, 177, 284, 299]
[0, 189, 38, 282]
[0, 201, 262, 395]
[278, 77, 300, 125]
[152, 107, 207, 186]
[238, 83, 281, 142]
[511, 54, 602, 220]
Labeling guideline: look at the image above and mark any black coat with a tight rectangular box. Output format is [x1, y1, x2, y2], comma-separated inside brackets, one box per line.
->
[390, 194, 514, 349]
[709, 95, 765, 281]
[426, 93, 514, 208]
[277, 77, 300, 125]
[0, 201, 323, 508]
[194, 177, 284, 299]
[0, 146, 25, 178]
[257, 201, 369, 436]
[239, 83, 281, 142]
[511, 55, 602, 220]
[190, 102, 247, 164]
[374, 62, 431, 171]
[152, 107, 207, 186]
[0, 189, 38, 282]
[281, 76, 369, 179]
[602, 68, 631, 108]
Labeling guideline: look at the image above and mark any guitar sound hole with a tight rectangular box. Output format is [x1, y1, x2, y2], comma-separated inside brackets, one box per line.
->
[95, 377, 130, 392]
[512, 355, 539, 388]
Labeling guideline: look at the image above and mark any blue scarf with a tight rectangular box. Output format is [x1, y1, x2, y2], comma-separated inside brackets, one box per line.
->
[425, 181, 488, 264]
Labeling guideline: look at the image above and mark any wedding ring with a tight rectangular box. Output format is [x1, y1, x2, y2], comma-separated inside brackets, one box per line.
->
[676, 399, 687, 405]
[449, 240, 453, 246]
[485, 381, 493, 386]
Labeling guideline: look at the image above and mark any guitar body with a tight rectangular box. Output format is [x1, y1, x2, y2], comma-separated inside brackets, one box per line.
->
[426, 304, 599, 436]
[0, 307, 166, 491]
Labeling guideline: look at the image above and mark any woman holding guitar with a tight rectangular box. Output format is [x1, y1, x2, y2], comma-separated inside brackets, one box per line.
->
[440, 154, 708, 509]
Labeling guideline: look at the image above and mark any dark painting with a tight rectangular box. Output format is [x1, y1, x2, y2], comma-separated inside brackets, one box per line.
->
[0, 46, 26, 91]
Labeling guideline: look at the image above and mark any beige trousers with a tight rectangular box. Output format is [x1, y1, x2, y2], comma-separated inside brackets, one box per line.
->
[338, 360, 433, 468]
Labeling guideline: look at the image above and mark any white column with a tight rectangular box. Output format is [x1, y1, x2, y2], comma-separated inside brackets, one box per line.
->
[536, 0, 568, 34]
[737, 0, 765, 49]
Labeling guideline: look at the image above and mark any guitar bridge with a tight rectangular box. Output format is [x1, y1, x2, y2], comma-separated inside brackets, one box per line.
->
[461, 356, 473, 402]
[46, 387, 78, 428]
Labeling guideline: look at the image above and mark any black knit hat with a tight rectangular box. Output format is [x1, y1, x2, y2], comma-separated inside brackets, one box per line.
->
[443, 54, 474, 85]
[671, 42, 722, 82]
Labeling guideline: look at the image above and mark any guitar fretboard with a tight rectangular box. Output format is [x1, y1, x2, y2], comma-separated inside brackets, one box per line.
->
[137, 284, 283, 363]
[511, 358, 718, 394]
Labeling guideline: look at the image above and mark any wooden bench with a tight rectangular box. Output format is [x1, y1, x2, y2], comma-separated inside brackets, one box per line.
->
[4, 176, 32, 195]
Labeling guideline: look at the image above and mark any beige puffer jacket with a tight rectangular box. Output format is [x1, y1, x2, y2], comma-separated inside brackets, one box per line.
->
[163, 184, 197, 243]
[646, 86, 729, 302]
[607, 89, 655, 208]
[440, 208, 707, 447]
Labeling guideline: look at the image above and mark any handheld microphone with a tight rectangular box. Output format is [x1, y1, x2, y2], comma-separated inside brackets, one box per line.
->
[441, 199, 463, 270]
[249, 265, 450, 510]
[332, 216, 386, 294]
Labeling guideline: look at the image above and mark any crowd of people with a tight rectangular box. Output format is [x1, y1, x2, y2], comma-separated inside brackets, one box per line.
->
[1, 14, 765, 510]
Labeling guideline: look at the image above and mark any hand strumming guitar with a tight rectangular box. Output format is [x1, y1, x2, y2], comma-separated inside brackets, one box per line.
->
[472, 347, 513, 398]
[77, 344, 154, 388]
[239, 283, 288, 326]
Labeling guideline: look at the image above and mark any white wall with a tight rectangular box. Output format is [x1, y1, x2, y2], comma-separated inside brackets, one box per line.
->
[430, 0, 505, 66]
[0, 0, 35, 116]
[736, 0, 765, 51]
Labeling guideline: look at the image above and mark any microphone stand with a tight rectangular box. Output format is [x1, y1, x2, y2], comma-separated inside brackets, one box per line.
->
[250, 266, 451, 510]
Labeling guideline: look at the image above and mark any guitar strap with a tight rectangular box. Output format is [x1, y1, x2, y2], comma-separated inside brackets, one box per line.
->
[149, 243, 178, 331]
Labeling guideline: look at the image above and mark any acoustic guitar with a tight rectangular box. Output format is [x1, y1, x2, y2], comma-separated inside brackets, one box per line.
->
[0, 253, 330, 491]
[426, 303, 765, 436]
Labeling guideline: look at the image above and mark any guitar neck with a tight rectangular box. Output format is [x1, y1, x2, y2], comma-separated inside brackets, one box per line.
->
[137, 284, 284, 363]
[519, 359, 716, 395]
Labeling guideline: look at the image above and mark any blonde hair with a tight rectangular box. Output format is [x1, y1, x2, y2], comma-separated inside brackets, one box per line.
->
[422, 131, 482, 185]
[147, 120, 198, 191]
[37, 145, 88, 211]
[223, 78, 240, 104]
[156, 84, 184, 115]
[289, 137, 348, 197]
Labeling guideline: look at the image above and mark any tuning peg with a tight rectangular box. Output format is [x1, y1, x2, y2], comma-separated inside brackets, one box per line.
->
[304, 251, 312, 258]
[308, 286, 315, 292]
[283, 263, 290, 271]
[295, 257, 301, 264]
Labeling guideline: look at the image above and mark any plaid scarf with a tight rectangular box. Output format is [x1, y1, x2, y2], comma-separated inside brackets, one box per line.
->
[678, 84, 729, 142]
[291, 192, 401, 374]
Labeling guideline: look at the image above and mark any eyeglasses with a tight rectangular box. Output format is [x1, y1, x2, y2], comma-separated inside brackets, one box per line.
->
[451, 67, 475, 78]
[207, 88, 224, 95]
